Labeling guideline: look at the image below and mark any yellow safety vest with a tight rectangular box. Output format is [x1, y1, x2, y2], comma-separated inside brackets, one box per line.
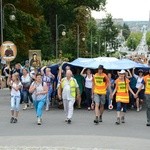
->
[61, 78, 77, 98]
[144, 75, 150, 94]
[93, 73, 107, 95]
[115, 78, 129, 103]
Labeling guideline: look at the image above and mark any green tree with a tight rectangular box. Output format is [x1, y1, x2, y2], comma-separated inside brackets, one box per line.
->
[126, 32, 142, 50]
[122, 23, 130, 40]
[3, 0, 45, 62]
[40, 0, 106, 58]
[3, 0, 50, 62]
[146, 32, 150, 51]
[2, 0, 107, 63]
[98, 14, 119, 55]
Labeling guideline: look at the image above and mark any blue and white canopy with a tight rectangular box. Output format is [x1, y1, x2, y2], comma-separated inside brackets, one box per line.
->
[66, 57, 150, 70]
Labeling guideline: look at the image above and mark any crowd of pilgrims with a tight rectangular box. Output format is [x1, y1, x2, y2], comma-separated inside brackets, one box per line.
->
[0, 59, 150, 125]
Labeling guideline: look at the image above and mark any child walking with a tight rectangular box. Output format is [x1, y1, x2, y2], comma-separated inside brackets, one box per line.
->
[7, 73, 22, 123]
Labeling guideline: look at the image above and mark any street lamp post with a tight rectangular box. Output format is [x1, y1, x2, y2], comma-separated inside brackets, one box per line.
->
[86, 7, 92, 58]
[55, 14, 66, 60]
[77, 24, 85, 58]
[105, 37, 107, 52]
[0, 1, 16, 44]
[90, 31, 93, 58]
[0, 0, 2, 44]
[94, 35, 101, 56]
[98, 36, 100, 56]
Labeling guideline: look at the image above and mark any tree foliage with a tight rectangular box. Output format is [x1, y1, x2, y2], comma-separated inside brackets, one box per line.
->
[97, 14, 119, 55]
[126, 32, 142, 50]
[146, 32, 150, 51]
[2, 0, 107, 63]
[122, 23, 130, 40]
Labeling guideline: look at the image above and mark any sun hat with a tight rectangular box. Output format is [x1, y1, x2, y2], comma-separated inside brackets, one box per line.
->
[118, 69, 126, 74]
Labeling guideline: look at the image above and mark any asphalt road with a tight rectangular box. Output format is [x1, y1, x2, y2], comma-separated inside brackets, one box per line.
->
[0, 89, 150, 150]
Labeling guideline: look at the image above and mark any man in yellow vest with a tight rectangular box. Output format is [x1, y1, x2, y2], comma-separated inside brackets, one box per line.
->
[58, 70, 80, 124]
[136, 68, 150, 126]
[92, 65, 110, 124]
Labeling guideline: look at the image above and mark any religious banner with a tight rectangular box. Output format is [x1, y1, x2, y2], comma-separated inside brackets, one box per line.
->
[29, 50, 41, 68]
[0, 41, 17, 62]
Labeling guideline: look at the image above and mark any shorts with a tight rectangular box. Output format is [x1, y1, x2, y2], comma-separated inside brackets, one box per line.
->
[135, 88, 145, 100]
[94, 94, 106, 105]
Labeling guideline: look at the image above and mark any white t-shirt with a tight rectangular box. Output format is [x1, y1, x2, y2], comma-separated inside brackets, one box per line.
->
[85, 75, 93, 89]
[21, 74, 31, 83]
[62, 77, 79, 101]
[31, 82, 47, 101]
[11, 81, 22, 96]
[134, 74, 144, 89]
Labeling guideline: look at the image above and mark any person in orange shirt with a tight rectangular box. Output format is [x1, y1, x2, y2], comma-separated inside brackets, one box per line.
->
[136, 69, 150, 126]
[92, 65, 110, 124]
[112, 70, 136, 125]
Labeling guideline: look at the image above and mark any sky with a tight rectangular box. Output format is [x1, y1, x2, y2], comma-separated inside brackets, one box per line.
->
[92, 0, 150, 21]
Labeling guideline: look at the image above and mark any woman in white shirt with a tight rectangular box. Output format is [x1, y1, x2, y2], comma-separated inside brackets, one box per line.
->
[7, 73, 22, 123]
[41, 66, 55, 111]
[80, 68, 93, 110]
[29, 73, 48, 125]
[21, 68, 33, 110]
[133, 68, 145, 112]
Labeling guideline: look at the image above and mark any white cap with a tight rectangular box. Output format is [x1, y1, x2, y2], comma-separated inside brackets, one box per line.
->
[119, 69, 126, 74]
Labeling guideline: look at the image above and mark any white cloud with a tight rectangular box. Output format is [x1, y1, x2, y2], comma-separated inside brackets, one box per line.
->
[92, 0, 150, 21]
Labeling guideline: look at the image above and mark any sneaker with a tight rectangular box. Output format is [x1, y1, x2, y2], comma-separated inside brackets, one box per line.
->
[30, 103, 34, 109]
[37, 117, 41, 125]
[10, 117, 14, 123]
[146, 123, 150, 126]
[13, 118, 18, 123]
[99, 115, 102, 122]
[45, 105, 49, 111]
[139, 105, 142, 111]
[131, 105, 134, 109]
[65, 118, 68, 122]
[23, 104, 28, 110]
[115, 117, 120, 125]
[94, 116, 99, 124]
[121, 116, 125, 123]
[67, 119, 71, 124]
[88, 107, 91, 111]
[137, 108, 140, 112]
[77, 106, 81, 109]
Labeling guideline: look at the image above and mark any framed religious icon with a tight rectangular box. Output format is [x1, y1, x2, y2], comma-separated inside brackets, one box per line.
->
[29, 50, 41, 68]
[0, 41, 17, 62]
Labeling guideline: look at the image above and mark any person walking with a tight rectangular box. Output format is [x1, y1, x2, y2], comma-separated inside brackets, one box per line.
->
[136, 69, 150, 126]
[21, 68, 33, 109]
[80, 68, 93, 110]
[41, 66, 55, 111]
[132, 68, 145, 111]
[92, 65, 110, 124]
[111, 70, 136, 125]
[7, 73, 22, 123]
[74, 69, 84, 109]
[58, 70, 80, 124]
[29, 73, 48, 125]
[106, 72, 115, 110]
